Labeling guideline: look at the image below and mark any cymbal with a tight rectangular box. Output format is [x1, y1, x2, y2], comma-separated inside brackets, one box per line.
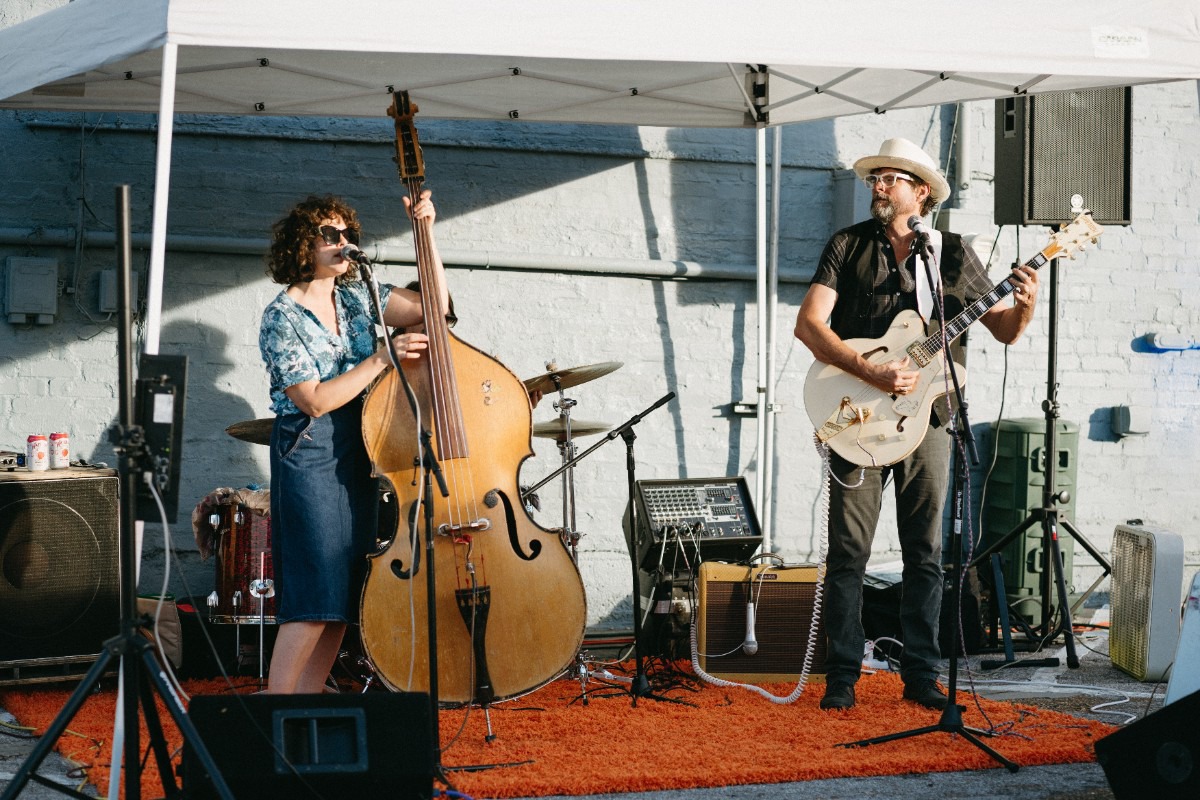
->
[225, 418, 273, 445]
[523, 361, 622, 395]
[532, 418, 611, 441]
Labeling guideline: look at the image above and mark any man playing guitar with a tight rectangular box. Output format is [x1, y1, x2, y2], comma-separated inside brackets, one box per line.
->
[794, 137, 1038, 712]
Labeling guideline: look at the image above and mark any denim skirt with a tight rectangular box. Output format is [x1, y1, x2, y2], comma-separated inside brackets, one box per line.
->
[269, 398, 378, 623]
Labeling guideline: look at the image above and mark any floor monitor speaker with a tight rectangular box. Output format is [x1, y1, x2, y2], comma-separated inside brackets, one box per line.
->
[994, 86, 1132, 226]
[1095, 687, 1200, 799]
[185, 692, 433, 800]
[696, 561, 826, 682]
[0, 468, 120, 666]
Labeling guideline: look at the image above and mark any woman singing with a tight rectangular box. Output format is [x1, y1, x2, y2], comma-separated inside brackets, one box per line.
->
[259, 191, 445, 693]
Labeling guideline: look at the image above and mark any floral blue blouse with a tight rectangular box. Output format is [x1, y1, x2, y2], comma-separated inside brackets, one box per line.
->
[259, 280, 393, 416]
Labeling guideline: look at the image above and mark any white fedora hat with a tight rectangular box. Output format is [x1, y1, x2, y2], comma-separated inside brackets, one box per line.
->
[853, 138, 951, 204]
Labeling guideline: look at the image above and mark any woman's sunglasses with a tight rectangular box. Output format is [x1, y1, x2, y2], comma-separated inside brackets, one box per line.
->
[318, 225, 360, 246]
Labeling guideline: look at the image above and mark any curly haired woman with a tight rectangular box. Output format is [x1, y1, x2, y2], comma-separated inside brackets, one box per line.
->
[259, 191, 446, 693]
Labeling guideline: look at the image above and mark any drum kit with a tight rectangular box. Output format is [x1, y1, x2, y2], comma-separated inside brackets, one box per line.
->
[522, 360, 622, 561]
[213, 359, 623, 690]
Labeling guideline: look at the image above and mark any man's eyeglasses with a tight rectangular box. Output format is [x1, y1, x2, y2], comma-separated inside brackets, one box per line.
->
[863, 172, 916, 189]
[318, 225, 360, 246]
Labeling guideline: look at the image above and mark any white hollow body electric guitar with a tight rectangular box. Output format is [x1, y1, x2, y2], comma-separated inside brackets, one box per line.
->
[804, 212, 1103, 468]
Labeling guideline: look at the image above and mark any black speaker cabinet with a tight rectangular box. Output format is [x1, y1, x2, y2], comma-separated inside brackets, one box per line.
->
[1095, 688, 1200, 799]
[185, 692, 434, 800]
[0, 469, 120, 664]
[994, 86, 1132, 226]
[696, 561, 826, 682]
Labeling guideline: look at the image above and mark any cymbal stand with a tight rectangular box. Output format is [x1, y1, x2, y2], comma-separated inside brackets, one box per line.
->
[546, 376, 612, 700]
[549, 376, 585, 561]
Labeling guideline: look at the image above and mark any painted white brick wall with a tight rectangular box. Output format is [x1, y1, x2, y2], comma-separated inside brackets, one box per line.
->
[2, 2, 1198, 629]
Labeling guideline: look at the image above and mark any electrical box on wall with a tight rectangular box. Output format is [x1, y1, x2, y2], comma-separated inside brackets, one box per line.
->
[99, 268, 139, 314]
[5, 256, 59, 325]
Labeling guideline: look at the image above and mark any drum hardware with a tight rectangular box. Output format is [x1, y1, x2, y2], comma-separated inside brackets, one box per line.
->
[206, 497, 276, 686]
[247, 552, 275, 683]
[524, 361, 625, 700]
[523, 360, 621, 564]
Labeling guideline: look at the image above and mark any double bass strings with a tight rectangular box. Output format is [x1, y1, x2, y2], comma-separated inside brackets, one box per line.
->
[407, 182, 487, 589]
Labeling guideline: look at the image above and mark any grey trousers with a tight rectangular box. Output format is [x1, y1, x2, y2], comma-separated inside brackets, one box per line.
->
[822, 425, 951, 686]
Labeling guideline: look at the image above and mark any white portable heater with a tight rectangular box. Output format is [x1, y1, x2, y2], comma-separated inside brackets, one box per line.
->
[1109, 523, 1183, 682]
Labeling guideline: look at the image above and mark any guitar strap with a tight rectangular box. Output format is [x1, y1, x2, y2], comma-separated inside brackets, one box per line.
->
[917, 228, 942, 322]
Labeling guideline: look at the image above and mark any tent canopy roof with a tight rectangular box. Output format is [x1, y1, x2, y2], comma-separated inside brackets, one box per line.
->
[3, 0, 1198, 127]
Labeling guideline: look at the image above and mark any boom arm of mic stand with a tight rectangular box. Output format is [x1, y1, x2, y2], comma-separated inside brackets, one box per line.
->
[522, 391, 676, 500]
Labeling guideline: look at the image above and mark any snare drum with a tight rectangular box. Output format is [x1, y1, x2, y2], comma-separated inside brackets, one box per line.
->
[208, 501, 276, 624]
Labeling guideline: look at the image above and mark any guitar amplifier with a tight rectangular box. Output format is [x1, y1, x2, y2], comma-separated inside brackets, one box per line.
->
[696, 561, 826, 683]
[633, 477, 761, 572]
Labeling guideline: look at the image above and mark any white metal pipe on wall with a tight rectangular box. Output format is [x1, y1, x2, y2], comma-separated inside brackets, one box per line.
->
[0, 229, 815, 284]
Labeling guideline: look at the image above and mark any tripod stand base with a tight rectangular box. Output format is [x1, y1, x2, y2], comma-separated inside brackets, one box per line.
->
[838, 703, 1019, 773]
[0, 632, 236, 800]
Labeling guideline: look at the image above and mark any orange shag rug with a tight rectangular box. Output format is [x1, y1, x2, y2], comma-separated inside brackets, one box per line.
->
[1, 666, 1112, 798]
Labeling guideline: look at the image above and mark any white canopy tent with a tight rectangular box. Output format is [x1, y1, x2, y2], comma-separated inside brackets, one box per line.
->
[2, 0, 1199, 546]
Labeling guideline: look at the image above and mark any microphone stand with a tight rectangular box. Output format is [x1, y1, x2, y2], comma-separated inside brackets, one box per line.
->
[361, 262, 452, 791]
[838, 230, 1018, 772]
[525, 392, 680, 706]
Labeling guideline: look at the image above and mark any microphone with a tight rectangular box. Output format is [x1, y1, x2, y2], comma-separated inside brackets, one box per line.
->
[907, 215, 935, 258]
[742, 602, 758, 656]
[340, 244, 372, 265]
[907, 215, 932, 238]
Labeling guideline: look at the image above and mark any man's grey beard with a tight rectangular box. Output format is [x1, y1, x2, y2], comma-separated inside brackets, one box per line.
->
[870, 197, 896, 225]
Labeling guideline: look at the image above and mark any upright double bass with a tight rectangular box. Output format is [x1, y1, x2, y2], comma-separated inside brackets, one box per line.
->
[359, 93, 587, 705]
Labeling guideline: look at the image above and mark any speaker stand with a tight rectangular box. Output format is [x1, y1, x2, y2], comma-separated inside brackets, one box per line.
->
[970, 255, 1111, 666]
[0, 186, 233, 800]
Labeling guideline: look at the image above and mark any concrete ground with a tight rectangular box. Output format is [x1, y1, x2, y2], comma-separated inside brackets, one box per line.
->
[0, 624, 1162, 799]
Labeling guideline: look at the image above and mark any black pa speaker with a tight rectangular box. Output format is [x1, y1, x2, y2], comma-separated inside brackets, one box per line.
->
[1095, 688, 1200, 799]
[184, 692, 434, 800]
[994, 86, 1132, 226]
[0, 470, 121, 665]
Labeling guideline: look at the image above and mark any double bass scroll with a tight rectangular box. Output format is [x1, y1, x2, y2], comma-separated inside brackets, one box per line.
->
[358, 91, 587, 706]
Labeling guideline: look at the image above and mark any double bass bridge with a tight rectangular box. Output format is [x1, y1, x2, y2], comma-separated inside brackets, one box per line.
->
[438, 518, 492, 538]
